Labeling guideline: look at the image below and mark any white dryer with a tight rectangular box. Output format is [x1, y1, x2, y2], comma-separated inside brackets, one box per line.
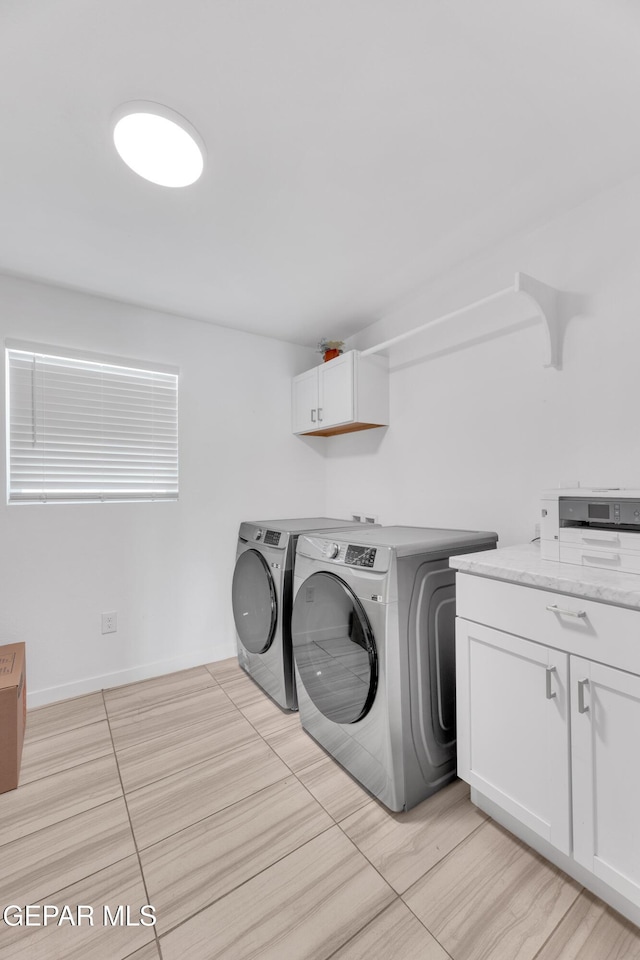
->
[232, 518, 376, 710]
[291, 525, 498, 811]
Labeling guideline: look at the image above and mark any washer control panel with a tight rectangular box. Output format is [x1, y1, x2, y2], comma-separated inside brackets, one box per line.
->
[298, 535, 389, 572]
[344, 544, 377, 568]
[264, 530, 281, 546]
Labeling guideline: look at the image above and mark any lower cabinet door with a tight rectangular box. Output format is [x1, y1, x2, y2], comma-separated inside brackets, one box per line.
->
[571, 658, 640, 905]
[456, 618, 571, 854]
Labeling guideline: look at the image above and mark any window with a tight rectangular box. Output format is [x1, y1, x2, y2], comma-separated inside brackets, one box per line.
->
[6, 343, 178, 504]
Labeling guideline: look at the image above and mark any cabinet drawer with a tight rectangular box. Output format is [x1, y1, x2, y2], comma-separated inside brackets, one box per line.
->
[456, 573, 640, 674]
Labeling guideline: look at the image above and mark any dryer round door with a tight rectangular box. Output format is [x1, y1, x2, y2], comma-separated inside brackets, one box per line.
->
[291, 571, 377, 724]
[232, 549, 277, 654]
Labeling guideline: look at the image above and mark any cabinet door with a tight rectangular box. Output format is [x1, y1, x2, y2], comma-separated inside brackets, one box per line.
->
[318, 352, 354, 428]
[571, 658, 640, 904]
[292, 368, 319, 434]
[456, 619, 571, 853]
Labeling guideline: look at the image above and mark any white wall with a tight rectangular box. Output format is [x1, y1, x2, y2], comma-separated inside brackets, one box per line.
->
[0, 274, 325, 706]
[325, 170, 640, 546]
[8, 168, 640, 706]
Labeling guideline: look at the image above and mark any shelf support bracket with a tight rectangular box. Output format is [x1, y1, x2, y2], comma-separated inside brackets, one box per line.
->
[360, 271, 563, 369]
[514, 271, 560, 369]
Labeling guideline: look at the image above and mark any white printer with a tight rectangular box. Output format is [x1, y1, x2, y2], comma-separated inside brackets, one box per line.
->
[541, 487, 640, 574]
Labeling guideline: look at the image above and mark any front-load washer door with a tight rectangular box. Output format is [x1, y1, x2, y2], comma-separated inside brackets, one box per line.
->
[232, 549, 277, 654]
[291, 572, 377, 724]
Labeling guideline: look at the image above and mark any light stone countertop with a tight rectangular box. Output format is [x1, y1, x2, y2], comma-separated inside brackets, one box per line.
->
[450, 541, 640, 611]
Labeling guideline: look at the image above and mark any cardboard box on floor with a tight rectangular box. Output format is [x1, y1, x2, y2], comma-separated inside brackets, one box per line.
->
[0, 642, 26, 794]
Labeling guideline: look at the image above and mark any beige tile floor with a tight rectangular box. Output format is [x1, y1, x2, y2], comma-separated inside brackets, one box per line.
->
[1, 659, 639, 960]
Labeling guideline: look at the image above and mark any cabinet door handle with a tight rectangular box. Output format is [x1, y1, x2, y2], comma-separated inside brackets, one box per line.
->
[545, 666, 557, 700]
[577, 678, 590, 714]
[317, 407, 323, 422]
[546, 604, 587, 619]
[310, 409, 316, 423]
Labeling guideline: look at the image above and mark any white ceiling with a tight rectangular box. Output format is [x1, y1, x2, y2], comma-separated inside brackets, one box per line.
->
[2, 0, 640, 346]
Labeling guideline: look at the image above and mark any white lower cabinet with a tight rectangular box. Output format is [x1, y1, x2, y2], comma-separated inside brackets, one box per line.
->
[455, 573, 640, 925]
[571, 658, 640, 906]
[456, 620, 571, 854]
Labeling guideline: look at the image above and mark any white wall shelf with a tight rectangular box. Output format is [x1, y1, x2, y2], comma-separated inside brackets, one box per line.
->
[361, 271, 561, 369]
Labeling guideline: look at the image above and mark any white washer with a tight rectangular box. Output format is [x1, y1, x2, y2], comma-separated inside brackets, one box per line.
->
[291, 525, 498, 810]
[232, 518, 377, 710]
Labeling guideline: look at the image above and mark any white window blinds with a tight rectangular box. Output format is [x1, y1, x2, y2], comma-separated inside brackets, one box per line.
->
[7, 346, 178, 503]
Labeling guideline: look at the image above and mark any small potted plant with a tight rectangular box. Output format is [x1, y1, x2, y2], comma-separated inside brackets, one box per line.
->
[317, 339, 345, 363]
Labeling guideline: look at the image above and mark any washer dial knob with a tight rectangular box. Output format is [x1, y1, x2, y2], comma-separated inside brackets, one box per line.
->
[254, 528, 263, 541]
[325, 542, 340, 559]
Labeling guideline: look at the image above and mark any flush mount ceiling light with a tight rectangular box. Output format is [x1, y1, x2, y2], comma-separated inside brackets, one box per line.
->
[112, 101, 205, 187]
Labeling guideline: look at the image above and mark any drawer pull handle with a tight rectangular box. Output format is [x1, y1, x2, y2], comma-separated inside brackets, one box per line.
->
[577, 678, 590, 714]
[582, 535, 619, 546]
[545, 666, 557, 700]
[546, 604, 587, 619]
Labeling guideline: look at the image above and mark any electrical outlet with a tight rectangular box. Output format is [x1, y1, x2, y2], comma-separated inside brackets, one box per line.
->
[352, 512, 379, 524]
[101, 612, 117, 634]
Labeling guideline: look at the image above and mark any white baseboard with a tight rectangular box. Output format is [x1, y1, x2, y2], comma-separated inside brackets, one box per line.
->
[27, 640, 238, 708]
[471, 788, 640, 929]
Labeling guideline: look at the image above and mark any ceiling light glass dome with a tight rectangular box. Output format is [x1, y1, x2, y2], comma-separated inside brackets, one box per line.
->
[112, 102, 205, 187]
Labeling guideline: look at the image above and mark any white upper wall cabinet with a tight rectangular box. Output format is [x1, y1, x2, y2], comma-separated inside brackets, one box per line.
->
[292, 350, 389, 437]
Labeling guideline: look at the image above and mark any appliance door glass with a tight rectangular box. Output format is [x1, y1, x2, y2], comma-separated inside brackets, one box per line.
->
[232, 549, 277, 654]
[292, 572, 377, 724]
